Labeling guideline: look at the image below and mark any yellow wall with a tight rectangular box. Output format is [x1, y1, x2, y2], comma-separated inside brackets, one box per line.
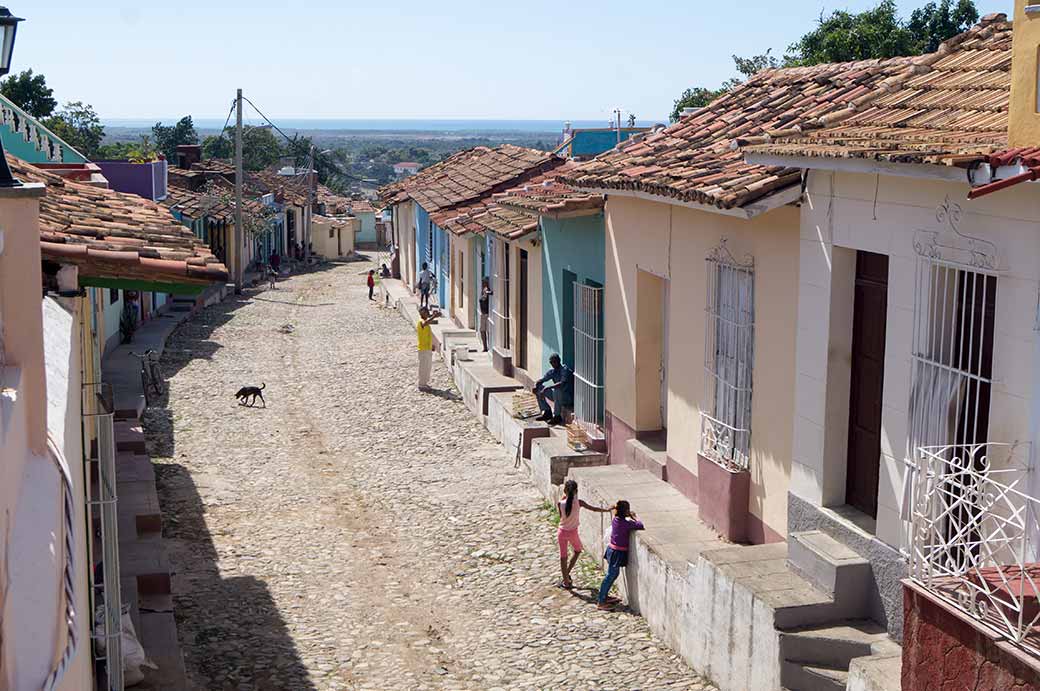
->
[450, 234, 477, 328]
[1010, 0, 1040, 147]
[605, 195, 800, 536]
[507, 236, 544, 380]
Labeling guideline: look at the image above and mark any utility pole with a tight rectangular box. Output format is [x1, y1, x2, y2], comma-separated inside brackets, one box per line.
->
[615, 108, 622, 145]
[305, 144, 315, 263]
[233, 88, 244, 293]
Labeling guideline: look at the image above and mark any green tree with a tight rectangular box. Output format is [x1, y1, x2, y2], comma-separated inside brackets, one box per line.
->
[907, 0, 979, 53]
[785, 0, 978, 66]
[668, 51, 776, 122]
[42, 102, 105, 159]
[152, 115, 198, 161]
[242, 125, 283, 171]
[202, 133, 233, 160]
[0, 69, 56, 118]
[670, 87, 723, 122]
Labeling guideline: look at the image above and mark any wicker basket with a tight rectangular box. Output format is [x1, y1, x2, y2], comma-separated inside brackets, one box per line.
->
[511, 391, 541, 419]
[566, 422, 590, 451]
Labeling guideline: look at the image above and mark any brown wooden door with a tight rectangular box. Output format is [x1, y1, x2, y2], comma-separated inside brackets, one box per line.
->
[846, 251, 889, 519]
[518, 249, 529, 370]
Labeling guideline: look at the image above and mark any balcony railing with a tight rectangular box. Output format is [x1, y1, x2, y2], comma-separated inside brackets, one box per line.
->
[908, 441, 1040, 655]
[0, 92, 87, 164]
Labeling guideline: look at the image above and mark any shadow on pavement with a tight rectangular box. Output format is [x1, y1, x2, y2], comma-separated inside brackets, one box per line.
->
[156, 462, 316, 691]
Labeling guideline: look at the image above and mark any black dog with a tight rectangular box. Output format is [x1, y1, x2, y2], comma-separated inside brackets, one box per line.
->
[235, 383, 266, 407]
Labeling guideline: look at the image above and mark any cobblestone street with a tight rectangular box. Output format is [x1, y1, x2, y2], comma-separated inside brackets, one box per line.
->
[147, 260, 715, 691]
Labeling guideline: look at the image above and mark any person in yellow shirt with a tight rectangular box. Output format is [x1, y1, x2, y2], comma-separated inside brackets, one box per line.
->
[417, 306, 441, 390]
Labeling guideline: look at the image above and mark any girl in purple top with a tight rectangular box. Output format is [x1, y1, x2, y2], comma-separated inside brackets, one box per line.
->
[597, 500, 644, 610]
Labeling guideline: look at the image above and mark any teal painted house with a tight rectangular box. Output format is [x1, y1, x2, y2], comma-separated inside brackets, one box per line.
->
[0, 92, 87, 164]
[350, 199, 378, 245]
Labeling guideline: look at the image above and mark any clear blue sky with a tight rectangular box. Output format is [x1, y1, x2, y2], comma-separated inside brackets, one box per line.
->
[17, 1, 1011, 122]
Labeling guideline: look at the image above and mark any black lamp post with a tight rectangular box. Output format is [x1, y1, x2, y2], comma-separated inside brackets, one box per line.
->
[0, 7, 24, 188]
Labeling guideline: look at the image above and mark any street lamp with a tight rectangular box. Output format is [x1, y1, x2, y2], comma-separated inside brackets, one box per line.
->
[0, 7, 25, 188]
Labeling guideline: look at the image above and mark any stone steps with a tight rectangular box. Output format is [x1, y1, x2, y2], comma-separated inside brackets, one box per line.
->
[781, 662, 848, 691]
[625, 436, 668, 480]
[787, 530, 873, 621]
[780, 620, 888, 668]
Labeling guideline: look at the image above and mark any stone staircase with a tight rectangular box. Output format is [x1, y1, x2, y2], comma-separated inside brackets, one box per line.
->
[780, 530, 901, 690]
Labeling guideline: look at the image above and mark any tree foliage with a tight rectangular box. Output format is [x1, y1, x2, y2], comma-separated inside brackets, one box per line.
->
[202, 134, 233, 160]
[152, 115, 198, 161]
[0, 69, 56, 118]
[671, 1, 979, 121]
[43, 102, 105, 159]
[785, 0, 978, 65]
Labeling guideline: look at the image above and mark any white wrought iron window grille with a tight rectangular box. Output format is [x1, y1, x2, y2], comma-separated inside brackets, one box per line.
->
[901, 199, 1040, 653]
[701, 239, 755, 471]
[574, 283, 605, 430]
[82, 382, 123, 691]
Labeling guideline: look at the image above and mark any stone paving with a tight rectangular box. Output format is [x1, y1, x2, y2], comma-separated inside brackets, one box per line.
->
[146, 259, 716, 691]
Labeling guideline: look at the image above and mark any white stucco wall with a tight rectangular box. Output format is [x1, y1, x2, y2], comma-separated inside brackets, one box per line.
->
[792, 171, 1040, 551]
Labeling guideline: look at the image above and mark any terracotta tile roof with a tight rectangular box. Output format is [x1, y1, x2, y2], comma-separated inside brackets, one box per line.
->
[317, 185, 351, 215]
[561, 52, 943, 208]
[433, 164, 602, 240]
[740, 15, 1012, 167]
[161, 183, 267, 223]
[15, 156, 228, 285]
[350, 199, 375, 214]
[494, 163, 603, 217]
[193, 158, 237, 176]
[380, 145, 563, 212]
[248, 168, 310, 206]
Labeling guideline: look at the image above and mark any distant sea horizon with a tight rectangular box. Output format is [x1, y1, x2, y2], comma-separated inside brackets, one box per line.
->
[102, 117, 667, 134]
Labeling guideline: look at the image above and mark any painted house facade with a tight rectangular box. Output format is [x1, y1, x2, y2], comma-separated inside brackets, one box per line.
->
[3, 152, 226, 691]
[740, 11, 1040, 684]
[563, 54, 925, 546]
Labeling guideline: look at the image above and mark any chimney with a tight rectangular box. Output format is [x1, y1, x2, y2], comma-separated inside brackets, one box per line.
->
[1009, 3, 1040, 147]
[176, 144, 202, 170]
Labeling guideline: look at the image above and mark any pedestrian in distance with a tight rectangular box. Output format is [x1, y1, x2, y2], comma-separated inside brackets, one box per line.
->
[557, 479, 610, 589]
[478, 277, 493, 352]
[367, 269, 376, 300]
[417, 306, 441, 390]
[597, 500, 644, 610]
[418, 262, 434, 309]
[534, 353, 574, 426]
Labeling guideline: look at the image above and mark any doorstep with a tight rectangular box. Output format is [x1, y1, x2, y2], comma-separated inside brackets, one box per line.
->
[526, 435, 609, 503]
[453, 359, 522, 417]
[487, 391, 552, 458]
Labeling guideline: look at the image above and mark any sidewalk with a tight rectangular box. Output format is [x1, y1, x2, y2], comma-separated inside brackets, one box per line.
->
[381, 277, 902, 691]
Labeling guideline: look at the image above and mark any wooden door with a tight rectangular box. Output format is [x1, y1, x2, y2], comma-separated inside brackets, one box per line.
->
[846, 251, 889, 518]
[518, 249, 529, 370]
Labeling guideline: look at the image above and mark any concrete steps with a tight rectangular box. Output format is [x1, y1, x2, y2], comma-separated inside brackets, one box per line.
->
[780, 620, 888, 668]
[788, 530, 872, 620]
[781, 662, 848, 691]
[527, 436, 609, 503]
[625, 436, 668, 480]
[115, 420, 147, 454]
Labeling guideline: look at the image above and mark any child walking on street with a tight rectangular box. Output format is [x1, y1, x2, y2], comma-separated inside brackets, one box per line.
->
[597, 500, 644, 610]
[367, 269, 376, 300]
[557, 480, 610, 589]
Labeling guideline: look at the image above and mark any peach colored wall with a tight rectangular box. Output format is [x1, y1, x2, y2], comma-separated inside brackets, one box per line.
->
[794, 170, 1040, 551]
[397, 201, 417, 290]
[507, 235, 544, 380]
[450, 234, 477, 328]
[0, 185, 47, 452]
[604, 194, 800, 536]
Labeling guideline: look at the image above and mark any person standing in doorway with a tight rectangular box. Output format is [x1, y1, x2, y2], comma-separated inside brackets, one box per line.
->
[418, 262, 434, 309]
[479, 277, 493, 352]
[417, 306, 441, 390]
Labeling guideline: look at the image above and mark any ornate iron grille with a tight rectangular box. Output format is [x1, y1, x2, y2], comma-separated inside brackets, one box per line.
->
[701, 239, 755, 470]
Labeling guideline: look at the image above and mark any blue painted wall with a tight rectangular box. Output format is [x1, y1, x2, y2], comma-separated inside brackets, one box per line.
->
[355, 211, 377, 243]
[540, 213, 605, 374]
[569, 129, 645, 158]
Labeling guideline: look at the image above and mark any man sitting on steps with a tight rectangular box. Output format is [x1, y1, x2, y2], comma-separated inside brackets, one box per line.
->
[533, 353, 573, 426]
